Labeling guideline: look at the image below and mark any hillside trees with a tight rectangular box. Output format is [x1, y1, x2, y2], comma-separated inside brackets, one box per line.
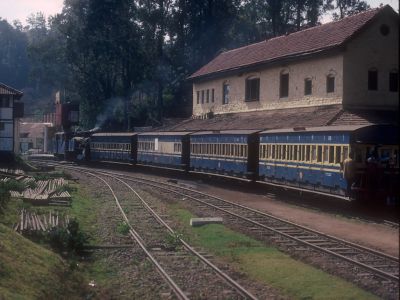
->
[0, 0, 372, 129]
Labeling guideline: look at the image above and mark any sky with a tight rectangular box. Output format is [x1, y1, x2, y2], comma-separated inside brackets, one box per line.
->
[0, 0, 398, 25]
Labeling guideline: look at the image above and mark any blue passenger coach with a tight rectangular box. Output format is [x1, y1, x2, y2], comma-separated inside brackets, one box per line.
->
[190, 130, 259, 179]
[90, 132, 137, 163]
[137, 132, 190, 170]
[258, 125, 399, 198]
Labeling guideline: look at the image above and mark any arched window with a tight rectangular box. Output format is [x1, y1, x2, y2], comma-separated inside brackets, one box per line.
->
[222, 81, 230, 104]
[389, 69, 398, 92]
[245, 76, 260, 101]
[304, 77, 312, 95]
[279, 70, 289, 98]
[368, 67, 378, 91]
[326, 74, 335, 93]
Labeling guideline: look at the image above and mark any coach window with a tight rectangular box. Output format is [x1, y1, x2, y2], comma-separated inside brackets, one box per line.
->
[222, 82, 230, 104]
[389, 70, 398, 92]
[206, 89, 210, 103]
[196, 91, 200, 104]
[271, 145, 276, 159]
[280, 72, 289, 98]
[201, 90, 205, 104]
[211, 89, 215, 102]
[294, 145, 298, 161]
[368, 68, 378, 90]
[317, 146, 323, 162]
[326, 74, 335, 93]
[342, 146, 349, 161]
[329, 146, 335, 163]
[304, 78, 312, 95]
[282, 145, 286, 160]
[323, 146, 329, 163]
[245, 76, 260, 102]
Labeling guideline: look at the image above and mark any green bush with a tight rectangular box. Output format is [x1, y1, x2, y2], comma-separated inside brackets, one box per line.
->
[0, 179, 26, 213]
[116, 221, 130, 235]
[48, 219, 88, 255]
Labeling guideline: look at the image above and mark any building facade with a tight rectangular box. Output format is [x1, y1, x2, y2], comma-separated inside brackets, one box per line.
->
[189, 6, 398, 118]
[0, 83, 24, 157]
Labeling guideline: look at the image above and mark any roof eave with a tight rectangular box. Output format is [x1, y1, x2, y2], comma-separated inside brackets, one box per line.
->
[188, 45, 344, 82]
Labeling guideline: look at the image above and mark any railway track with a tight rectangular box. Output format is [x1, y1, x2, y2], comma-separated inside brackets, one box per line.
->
[63, 165, 258, 299]
[33, 161, 399, 297]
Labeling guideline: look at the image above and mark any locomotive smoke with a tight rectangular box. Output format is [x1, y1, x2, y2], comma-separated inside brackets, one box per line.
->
[94, 97, 125, 130]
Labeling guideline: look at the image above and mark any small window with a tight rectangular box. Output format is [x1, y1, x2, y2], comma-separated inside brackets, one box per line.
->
[196, 91, 200, 104]
[304, 78, 312, 95]
[282, 145, 286, 160]
[306, 145, 311, 161]
[222, 82, 229, 104]
[280, 73, 289, 98]
[293, 145, 298, 161]
[206, 89, 210, 103]
[201, 90, 204, 104]
[327, 75, 335, 93]
[389, 71, 398, 92]
[380, 24, 390, 36]
[245, 77, 260, 101]
[211, 89, 215, 102]
[368, 68, 378, 90]
[272, 145, 275, 159]
[311, 145, 317, 161]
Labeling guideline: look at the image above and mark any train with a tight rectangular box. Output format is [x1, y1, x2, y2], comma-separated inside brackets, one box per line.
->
[53, 124, 399, 203]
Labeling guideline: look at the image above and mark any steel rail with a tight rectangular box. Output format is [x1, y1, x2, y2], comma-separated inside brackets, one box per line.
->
[51, 163, 257, 299]
[113, 174, 399, 282]
[112, 175, 258, 300]
[32, 161, 399, 283]
[89, 166, 399, 261]
[73, 169, 189, 300]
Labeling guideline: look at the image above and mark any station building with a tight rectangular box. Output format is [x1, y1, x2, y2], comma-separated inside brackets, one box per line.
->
[166, 5, 398, 131]
[0, 83, 24, 158]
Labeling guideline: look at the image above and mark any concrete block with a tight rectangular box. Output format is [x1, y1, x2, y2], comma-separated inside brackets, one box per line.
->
[190, 217, 223, 227]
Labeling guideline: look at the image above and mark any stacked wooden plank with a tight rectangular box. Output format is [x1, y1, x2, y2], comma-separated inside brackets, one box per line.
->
[13, 209, 70, 233]
[11, 178, 71, 206]
[0, 168, 24, 175]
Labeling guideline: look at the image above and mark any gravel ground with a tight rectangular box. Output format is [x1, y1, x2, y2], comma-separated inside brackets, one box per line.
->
[107, 176, 284, 299]
[70, 171, 172, 299]
[135, 181, 399, 300]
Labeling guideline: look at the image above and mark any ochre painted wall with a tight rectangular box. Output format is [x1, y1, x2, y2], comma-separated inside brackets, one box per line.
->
[192, 54, 343, 116]
[343, 10, 399, 109]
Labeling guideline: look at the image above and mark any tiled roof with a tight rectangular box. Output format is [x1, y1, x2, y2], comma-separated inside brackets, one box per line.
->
[160, 106, 398, 132]
[189, 6, 392, 80]
[161, 105, 343, 131]
[327, 109, 398, 126]
[0, 82, 23, 98]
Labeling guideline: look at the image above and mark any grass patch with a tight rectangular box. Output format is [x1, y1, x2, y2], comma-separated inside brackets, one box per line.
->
[116, 221, 130, 235]
[0, 224, 88, 299]
[169, 204, 378, 300]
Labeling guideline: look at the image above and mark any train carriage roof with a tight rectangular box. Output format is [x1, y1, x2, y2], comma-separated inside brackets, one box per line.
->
[190, 130, 260, 136]
[92, 132, 137, 137]
[138, 131, 191, 136]
[260, 124, 399, 144]
[259, 125, 367, 134]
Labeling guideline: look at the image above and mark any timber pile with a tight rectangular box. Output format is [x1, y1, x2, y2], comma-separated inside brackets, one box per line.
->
[11, 178, 71, 206]
[0, 168, 25, 175]
[13, 209, 70, 233]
